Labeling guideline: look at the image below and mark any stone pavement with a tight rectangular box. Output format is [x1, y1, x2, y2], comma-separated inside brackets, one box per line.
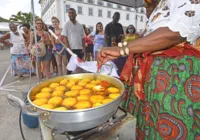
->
[0, 76, 41, 140]
[0, 49, 41, 140]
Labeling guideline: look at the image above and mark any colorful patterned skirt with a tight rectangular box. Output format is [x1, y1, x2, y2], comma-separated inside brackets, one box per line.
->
[121, 44, 200, 140]
[11, 54, 34, 76]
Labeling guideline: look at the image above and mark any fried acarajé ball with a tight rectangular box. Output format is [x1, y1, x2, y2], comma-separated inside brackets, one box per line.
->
[107, 87, 120, 93]
[79, 89, 91, 95]
[102, 98, 113, 104]
[109, 93, 120, 99]
[77, 95, 90, 101]
[48, 96, 63, 107]
[33, 98, 48, 106]
[85, 84, 96, 89]
[60, 79, 68, 85]
[93, 85, 105, 92]
[51, 90, 64, 97]
[62, 98, 77, 107]
[65, 90, 79, 97]
[75, 101, 92, 109]
[78, 81, 87, 87]
[55, 86, 67, 92]
[90, 95, 104, 104]
[41, 87, 53, 93]
[49, 83, 60, 89]
[71, 85, 83, 91]
[35, 92, 51, 99]
[66, 82, 76, 88]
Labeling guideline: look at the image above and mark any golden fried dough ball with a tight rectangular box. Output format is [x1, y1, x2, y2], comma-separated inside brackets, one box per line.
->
[71, 85, 83, 91]
[85, 84, 96, 89]
[90, 95, 104, 103]
[93, 102, 103, 108]
[107, 87, 119, 93]
[90, 80, 100, 84]
[35, 92, 51, 99]
[48, 97, 63, 107]
[41, 87, 53, 93]
[54, 107, 67, 111]
[65, 91, 79, 97]
[93, 85, 106, 92]
[77, 95, 90, 101]
[102, 99, 113, 104]
[81, 78, 91, 83]
[33, 98, 48, 106]
[62, 98, 77, 107]
[40, 104, 54, 109]
[78, 81, 87, 87]
[75, 101, 92, 109]
[109, 93, 120, 99]
[66, 82, 76, 88]
[55, 86, 67, 91]
[51, 91, 64, 97]
[60, 79, 68, 85]
[49, 83, 60, 89]
[69, 78, 80, 84]
[79, 89, 91, 95]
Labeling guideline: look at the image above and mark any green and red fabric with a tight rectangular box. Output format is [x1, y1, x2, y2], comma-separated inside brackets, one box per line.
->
[121, 43, 200, 139]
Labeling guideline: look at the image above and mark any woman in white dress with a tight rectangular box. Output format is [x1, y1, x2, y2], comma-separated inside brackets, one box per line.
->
[0, 22, 33, 77]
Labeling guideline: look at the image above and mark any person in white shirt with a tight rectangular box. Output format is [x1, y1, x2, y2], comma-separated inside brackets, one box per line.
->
[0, 22, 33, 77]
[62, 8, 85, 65]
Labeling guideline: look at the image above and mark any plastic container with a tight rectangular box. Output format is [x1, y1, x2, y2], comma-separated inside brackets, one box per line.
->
[22, 111, 39, 128]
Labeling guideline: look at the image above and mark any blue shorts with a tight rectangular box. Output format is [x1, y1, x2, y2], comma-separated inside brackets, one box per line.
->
[35, 47, 51, 61]
[53, 44, 67, 56]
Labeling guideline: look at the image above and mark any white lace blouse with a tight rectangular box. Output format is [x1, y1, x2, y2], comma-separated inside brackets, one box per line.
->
[145, 0, 200, 44]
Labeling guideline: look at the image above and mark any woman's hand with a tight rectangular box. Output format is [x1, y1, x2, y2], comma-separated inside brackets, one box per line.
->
[57, 47, 65, 55]
[97, 46, 120, 66]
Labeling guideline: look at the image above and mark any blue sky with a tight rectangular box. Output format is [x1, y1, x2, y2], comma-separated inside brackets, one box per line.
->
[0, 0, 40, 19]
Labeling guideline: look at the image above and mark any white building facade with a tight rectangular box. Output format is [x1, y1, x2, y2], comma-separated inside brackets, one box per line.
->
[39, 0, 146, 33]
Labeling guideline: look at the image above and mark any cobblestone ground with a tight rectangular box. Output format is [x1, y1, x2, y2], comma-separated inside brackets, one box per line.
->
[0, 49, 40, 140]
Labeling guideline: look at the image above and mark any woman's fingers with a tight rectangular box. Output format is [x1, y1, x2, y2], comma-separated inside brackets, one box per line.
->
[100, 49, 107, 58]
[97, 47, 119, 66]
[101, 55, 116, 65]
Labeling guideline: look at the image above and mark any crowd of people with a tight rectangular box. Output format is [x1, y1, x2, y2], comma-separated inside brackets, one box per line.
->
[0, 8, 140, 79]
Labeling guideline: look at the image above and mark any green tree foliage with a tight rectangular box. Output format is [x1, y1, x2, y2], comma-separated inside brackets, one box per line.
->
[9, 11, 39, 25]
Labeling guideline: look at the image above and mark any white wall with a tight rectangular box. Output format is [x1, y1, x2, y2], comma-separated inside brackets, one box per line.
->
[42, 1, 57, 25]
[56, 0, 65, 27]
[65, 2, 134, 28]
[41, 0, 147, 32]
[63, 0, 146, 32]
